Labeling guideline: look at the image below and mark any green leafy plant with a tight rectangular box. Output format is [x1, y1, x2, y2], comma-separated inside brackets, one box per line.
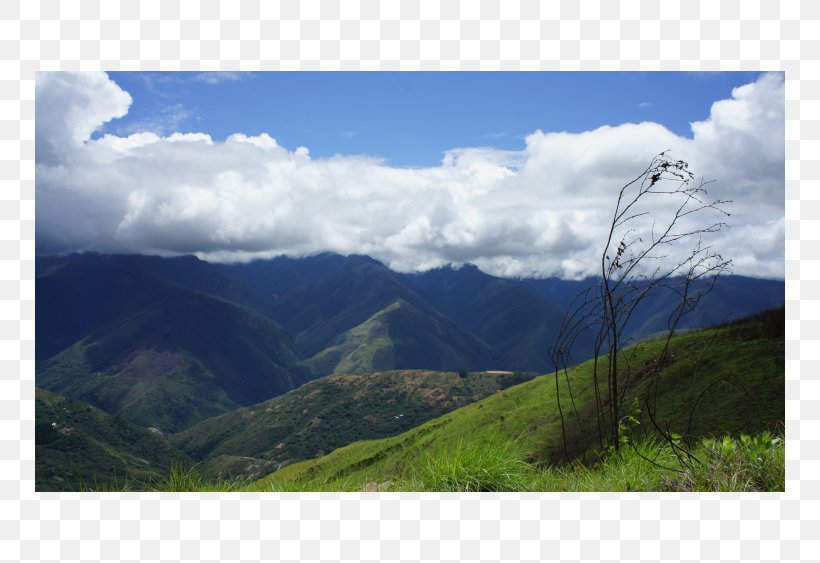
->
[618, 397, 642, 447]
[668, 431, 784, 491]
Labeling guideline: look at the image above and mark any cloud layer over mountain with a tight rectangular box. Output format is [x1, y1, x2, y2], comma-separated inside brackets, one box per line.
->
[36, 72, 784, 279]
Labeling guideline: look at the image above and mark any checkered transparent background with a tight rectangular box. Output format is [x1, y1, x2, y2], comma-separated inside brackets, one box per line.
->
[2, 0, 817, 561]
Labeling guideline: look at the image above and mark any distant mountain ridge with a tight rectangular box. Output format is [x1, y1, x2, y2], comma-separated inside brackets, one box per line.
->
[36, 252, 784, 432]
[399, 264, 571, 372]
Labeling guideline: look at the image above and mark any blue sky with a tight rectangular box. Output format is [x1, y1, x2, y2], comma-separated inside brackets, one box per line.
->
[38, 71, 783, 278]
[102, 71, 765, 167]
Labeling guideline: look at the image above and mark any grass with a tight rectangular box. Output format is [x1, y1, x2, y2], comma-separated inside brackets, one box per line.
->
[138, 430, 783, 493]
[407, 433, 535, 492]
[404, 431, 784, 492]
[148, 462, 250, 492]
[73, 462, 251, 492]
[74, 470, 136, 492]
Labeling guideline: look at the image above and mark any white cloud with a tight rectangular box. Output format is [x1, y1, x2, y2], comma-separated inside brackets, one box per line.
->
[35, 72, 785, 279]
[35, 71, 132, 164]
[190, 71, 246, 85]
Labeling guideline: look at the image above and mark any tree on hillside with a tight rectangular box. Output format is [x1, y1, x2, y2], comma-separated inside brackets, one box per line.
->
[549, 152, 732, 462]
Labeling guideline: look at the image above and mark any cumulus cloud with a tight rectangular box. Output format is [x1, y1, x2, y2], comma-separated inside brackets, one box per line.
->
[35, 72, 784, 279]
[36, 71, 132, 164]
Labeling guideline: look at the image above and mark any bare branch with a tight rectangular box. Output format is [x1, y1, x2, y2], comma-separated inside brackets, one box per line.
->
[548, 152, 732, 461]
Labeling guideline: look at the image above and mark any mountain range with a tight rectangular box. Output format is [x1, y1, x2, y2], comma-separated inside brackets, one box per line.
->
[36, 252, 784, 434]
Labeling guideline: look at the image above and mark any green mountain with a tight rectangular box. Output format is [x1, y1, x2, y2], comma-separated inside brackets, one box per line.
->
[522, 274, 786, 346]
[36, 253, 263, 361]
[400, 264, 569, 371]
[172, 369, 536, 478]
[35, 388, 189, 491]
[271, 255, 444, 357]
[216, 252, 347, 312]
[621, 275, 787, 341]
[246, 308, 784, 491]
[36, 252, 784, 432]
[35, 252, 784, 491]
[305, 299, 499, 375]
[37, 272, 309, 432]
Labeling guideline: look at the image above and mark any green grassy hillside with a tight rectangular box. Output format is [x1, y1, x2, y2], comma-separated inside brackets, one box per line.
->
[37, 285, 310, 432]
[172, 369, 535, 478]
[246, 308, 784, 491]
[35, 388, 189, 491]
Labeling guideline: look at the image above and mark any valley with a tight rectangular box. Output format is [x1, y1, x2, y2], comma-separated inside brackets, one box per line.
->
[34, 252, 785, 491]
